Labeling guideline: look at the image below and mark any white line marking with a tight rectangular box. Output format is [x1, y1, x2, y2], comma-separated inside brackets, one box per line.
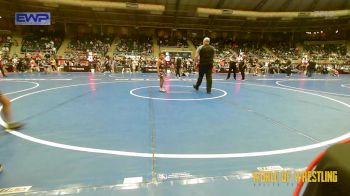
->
[255, 78, 282, 81]
[2, 78, 72, 81]
[341, 84, 350, 89]
[0, 80, 349, 159]
[123, 177, 143, 184]
[130, 85, 227, 101]
[3, 81, 127, 103]
[276, 81, 350, 97]
[181, 79, 195, 81]
[0, 186, 32, 195]
[131, 79, 145, 81]
[166, 91, 194, 94]
[108, 74, 129, 78]
[1, 81, 40, 95]
[48, 79, 72, 81]
[182, 178, 207, 185]
[256, 78, 341, 81]
[257, 165, 283, 171]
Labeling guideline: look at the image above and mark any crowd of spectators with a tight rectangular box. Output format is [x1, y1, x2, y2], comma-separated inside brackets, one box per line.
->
[303, 44, 347, 60]
[115, 36, 153, 56]
[266, 42, 300, 60]
[192, 38, 236, 61]
[159, 37, 188, 48]
[234, 42, 273, 60]
[0, 35, 13, 57]
[21, 35, 62, 55]
[65, 35, 112, 58]
[1, 33, 349, 75]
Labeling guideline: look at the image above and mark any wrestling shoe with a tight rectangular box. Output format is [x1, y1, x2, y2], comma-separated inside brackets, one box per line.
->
[5, 122, 24, 130]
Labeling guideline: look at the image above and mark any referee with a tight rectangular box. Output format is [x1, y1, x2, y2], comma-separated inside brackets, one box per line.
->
[226, 55, 237, 80]
[193, 37, 215, 94]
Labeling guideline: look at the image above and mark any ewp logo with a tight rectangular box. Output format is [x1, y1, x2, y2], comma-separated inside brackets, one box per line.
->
[15, 12, 51, 25]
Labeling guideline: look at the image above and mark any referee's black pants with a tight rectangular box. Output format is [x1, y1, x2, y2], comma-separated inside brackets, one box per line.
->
[239, 68, 245, 80]
[226, 64, 237, 80]
[195, 63, 213, 93]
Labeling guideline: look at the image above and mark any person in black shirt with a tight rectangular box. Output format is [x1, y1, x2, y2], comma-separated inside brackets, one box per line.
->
[193, 37, 215, 94]
[238, 61, 246, 80]
[307, 57, 316, 77]
[104, 56, 112, 73]
[284, 59, 292, 77]
[226, 56, 237, 80]
[237, 53, 246, 80]
[175, 57, 182, 78]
